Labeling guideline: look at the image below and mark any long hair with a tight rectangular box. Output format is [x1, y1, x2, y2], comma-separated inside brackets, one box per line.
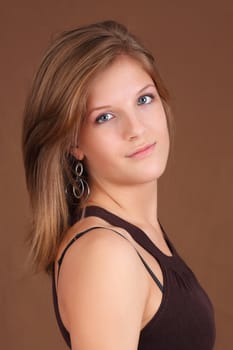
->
[22, 20, 172, 273]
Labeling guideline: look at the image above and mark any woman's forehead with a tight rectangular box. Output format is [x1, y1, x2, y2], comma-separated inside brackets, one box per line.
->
[86, 55, 154, 104]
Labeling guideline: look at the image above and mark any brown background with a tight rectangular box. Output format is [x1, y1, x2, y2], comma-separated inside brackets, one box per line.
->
[0, 1, 232, 349]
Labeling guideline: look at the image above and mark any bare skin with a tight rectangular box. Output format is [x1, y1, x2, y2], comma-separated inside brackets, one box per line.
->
[55, 55, 171, 350]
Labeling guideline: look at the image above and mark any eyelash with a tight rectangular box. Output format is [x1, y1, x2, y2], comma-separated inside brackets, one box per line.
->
[95, 93, 155, 124]
[95, 113, 114, 124]
[137, 93, 155, 105]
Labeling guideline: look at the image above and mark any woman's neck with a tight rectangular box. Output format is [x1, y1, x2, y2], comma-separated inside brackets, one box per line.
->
[86, 180, 158, 228]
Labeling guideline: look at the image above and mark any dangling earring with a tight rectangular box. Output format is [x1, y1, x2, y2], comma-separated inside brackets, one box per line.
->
[73, 161, 90, 200]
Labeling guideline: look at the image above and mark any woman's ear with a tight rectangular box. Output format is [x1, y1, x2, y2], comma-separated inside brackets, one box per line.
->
[71, 146, 85, 161]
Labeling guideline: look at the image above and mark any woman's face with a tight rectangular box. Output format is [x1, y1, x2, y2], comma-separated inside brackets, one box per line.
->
[74, 55, 170, 189]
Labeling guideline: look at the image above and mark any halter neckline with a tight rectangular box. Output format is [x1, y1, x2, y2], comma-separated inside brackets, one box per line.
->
[82, 205, 176, 261]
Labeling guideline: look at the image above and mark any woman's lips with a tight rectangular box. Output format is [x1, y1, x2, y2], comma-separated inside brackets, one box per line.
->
[127, 142, 156, 159]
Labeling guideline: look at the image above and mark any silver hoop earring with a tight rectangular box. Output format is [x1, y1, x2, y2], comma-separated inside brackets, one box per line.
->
[73, 161, 90, 200]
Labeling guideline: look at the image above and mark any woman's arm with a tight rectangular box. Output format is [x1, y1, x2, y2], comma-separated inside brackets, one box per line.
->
[57, 228, 149, 350]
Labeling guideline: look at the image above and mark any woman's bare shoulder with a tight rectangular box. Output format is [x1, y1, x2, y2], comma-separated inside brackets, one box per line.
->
[56, 221, 149, 350]
[57, 215, 145, 279]
[56, 215, 124, 262]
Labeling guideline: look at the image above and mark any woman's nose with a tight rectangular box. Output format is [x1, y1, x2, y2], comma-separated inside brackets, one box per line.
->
[122, 111, 145, 140]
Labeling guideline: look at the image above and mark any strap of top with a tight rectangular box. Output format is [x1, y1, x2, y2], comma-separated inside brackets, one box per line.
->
[82, 206, 176, 260]
[57, 226, 163, 292]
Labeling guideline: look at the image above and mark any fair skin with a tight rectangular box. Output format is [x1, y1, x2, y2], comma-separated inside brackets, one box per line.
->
[56, 55, 170, 350]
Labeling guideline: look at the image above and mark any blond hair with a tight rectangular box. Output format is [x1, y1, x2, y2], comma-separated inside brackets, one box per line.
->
[22, 20, 172, 273]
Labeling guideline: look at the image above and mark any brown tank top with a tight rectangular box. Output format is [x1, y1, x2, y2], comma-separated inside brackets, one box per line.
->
[52, 205, 216, 349]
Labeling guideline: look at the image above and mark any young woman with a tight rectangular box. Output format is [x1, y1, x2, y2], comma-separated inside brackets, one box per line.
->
[22, 20, 215, 350]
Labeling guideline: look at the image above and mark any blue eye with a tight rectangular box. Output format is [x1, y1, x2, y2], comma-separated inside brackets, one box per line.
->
[137, 94, 154, 105]
[95, 113, 113, 124]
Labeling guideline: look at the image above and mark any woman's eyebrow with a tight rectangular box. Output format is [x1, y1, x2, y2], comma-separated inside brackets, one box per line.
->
[88, 84, 156, 115]
[87, 104, 112, 115]
[137, 83, 156, 95]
